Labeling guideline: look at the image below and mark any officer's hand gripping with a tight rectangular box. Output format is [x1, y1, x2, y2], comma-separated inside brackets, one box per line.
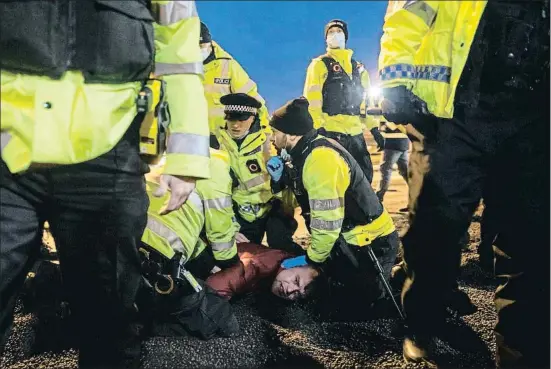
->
[381, 86, 430, 125]
[267, 156, 284, 182]
[153, 174, 197, 215]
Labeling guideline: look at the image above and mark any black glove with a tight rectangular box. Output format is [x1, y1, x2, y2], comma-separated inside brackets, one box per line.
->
[381, 86, 430, 125]
[370, 127, 385, 151]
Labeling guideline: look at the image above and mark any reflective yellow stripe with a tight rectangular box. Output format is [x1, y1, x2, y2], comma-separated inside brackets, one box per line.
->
[166, 133, 210, 157]
[146, 217, 186, 254]
[0, 131, 11, 152]
[155, 61, 203, 76]
[238, 173, 270, 191]
[307, 85, 322, 93]
[204, 84, 232, 94]
[203, 196, 232, 210]
[403, 1, 437, 27]
[209, 106, 225, 118]
[309, 100, 323, 109]
[309, 198, 344, 211]
[235, 79, 255, 94]
[211, 238, 235, 251]
[156, 1, 198, 25]
[310, 218, 343, 231]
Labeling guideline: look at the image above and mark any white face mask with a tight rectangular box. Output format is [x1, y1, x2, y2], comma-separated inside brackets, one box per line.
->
[201, 46, 211, 61]
[326, 32, 346, 49]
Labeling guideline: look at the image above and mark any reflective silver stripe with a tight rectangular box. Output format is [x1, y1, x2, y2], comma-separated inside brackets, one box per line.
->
[238, 173, 269, 190]
[155, 61, 203, 76]
[209, 106, 225, 117]
[187, 191, 204, 213]
[219, 59, 231, 79]
[382, 132, 408, 139]
[310, 218, 343, 231]
[204, 196, 232, 210]
[403, 1, 437, 27]
[1, 131, 11, 151]
[235, 79, 256, 94]
[309, 100, 323, 109]
[146, 217, 186, 253]
[166, 133, 210, 157]
[204, 84, 232, 94]
[211, 239, 234, 251]
[156, 1, 198, 25]
[309, 198, 344, 211]
[307, 85, 322, 93]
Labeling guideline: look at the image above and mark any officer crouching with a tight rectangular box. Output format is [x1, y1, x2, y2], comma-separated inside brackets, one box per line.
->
[216, 93, 301, 254]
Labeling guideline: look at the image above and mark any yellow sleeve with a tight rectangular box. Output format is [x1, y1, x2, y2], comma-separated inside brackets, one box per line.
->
[303, 59, 327, 129]
[198, 153, 238, 264]
[303, 147, 350, 264]
[378, 0, 439, 88]
[360, 69, 378, 131]
[228, 60, 272, 135]
[151, 1, 210, 179]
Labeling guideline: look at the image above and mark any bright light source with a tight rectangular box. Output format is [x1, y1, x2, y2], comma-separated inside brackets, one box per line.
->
[369, 87, 381, 98]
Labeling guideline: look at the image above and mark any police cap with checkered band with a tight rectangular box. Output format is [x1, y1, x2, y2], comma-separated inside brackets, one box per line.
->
[220, 93, 262, 121]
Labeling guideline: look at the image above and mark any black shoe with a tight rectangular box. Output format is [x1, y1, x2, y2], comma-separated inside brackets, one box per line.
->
[447, 289, 478, 316]
[398, 207, 408, 212]
[376, 190, 384, 202]
[403, 336, 437, 367]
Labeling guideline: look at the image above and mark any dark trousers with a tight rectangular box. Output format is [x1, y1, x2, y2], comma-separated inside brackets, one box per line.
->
[401, 105, 549, 368]
[0, 123, 149, 368]
[235, 200, 302, 255]
[378, 149, 409, 200]
[321, 232, 400, 319]
[319, 130, 374, 184]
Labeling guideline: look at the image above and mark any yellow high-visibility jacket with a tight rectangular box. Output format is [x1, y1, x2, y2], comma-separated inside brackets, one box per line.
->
[303, 142, 395, 264]
[216, 125, 274, 223]
[1, 0, 210, 178]
[304, 48, 371, 136]
[203, 41, 271, 135]
[142, 149, 238, 265]
[378, 1, 487, 118]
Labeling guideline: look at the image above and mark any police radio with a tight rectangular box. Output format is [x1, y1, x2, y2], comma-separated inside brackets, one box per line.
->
[137, 78, 170, 165]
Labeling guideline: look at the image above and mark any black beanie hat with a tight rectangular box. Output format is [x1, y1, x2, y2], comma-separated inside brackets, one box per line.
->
[200, 22, 212, 44]
[270, 97, 314, 136]
[324, 19, 348, 42]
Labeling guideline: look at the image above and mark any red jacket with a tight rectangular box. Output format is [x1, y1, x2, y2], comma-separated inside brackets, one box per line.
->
[206, 243, 292, 300]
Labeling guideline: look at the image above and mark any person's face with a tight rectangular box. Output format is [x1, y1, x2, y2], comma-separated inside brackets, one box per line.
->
[271, 266, 319, 301]
[326, 26, 344, 36]
[271, 128, 288, 150]
[226, 115, 255, 138]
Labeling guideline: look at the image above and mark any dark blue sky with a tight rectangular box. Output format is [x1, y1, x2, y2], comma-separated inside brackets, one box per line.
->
[198, 1, 388, 112]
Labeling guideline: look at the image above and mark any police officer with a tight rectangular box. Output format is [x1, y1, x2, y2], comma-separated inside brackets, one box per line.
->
[140, 147, 240, 340]
[0, 1, 210, 367]
[304, 19, 375, 183]
[216, 93, 300, 253]
[375, 120, 409, 203]
[200, 22, 271, 135]
[379, 1, 549, 366]
[268, 97, 400, 308]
